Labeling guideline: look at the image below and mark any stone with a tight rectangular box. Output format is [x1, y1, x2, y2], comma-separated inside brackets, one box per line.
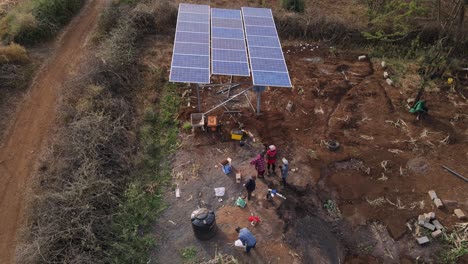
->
[416, 236, 430, 245]
[386, 78, 394, 86]
[428, 190, 438, 200]
[418, 215, 425, 226]
[383, 71, 389, 79]
[434, 198, 443, 208]
[432, 219, 444, 230]
[423, 222, 436, 231]
[423, 213, 431, 222]
[381, 61, 386, 69]
[431, 229, 442, 238]
[358, 55, 367, 61]
[428, 212, 436, 220]
[454, 209, 466, 219]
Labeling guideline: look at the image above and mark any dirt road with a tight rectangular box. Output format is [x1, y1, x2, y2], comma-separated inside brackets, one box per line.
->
[0, 1, 107, 262]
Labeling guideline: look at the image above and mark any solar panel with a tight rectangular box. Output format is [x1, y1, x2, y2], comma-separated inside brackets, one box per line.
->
[211, 8, 250, 77]
[170, 4, 211, 84]
[241, 7, 292, 87]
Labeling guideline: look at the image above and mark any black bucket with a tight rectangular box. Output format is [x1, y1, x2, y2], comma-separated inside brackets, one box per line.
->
[191, 208, 217, 240]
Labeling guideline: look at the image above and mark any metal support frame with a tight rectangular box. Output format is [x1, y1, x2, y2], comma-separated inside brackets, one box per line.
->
[253, 86, 266, 116]
[196, 83, 201, 112]
[203, 86, 253, 116]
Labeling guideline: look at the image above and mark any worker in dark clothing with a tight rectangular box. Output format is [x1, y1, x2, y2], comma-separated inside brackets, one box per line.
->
[235, 227, 257, 253]
[244, 177, 256, 200]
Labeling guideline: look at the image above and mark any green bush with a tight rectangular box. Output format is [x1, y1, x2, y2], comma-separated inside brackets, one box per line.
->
[0, 0, 84, 44]
[281, 0, 305, 13]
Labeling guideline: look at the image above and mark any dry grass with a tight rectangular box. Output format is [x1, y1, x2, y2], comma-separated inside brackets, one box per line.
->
[0, 43, 28, 64]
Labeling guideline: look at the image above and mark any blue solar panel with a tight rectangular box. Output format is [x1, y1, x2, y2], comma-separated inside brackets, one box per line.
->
[241, 7, 272, 17]
[245, 26, 277, 37]
[213, 49, 247, 62]
[211, 28, 244, 39]
[212, 61, 250, 76]
[179, 3, 210, 14]
[170, 67, 210, 84]
[178, 12, 210, 23]
[243, 16, 274, 26]
[174, 42, 209, 55]
[212, 18, 243, 29]
[212, 38, 246, 50]
[172, 54, 210, 68]
[250, 58, 287, 72]
[242, 7, 291, 87]
[177, 22, 210, 33]
[247, 35, 280, 48]
[252, 71, 291, 87]
[170, 4, 211, 84]
[176, 32, 209, 44]
[249, 46, 283, 59]
[212, 8, 241, 19]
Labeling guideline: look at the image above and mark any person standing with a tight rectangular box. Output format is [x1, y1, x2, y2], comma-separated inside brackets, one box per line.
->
[266, 145, 277, 175]
[244, 176, 256, 201]
[250, 152, 266, 178]
[279, 158, 289, 186]
[235, 227, 257, 254]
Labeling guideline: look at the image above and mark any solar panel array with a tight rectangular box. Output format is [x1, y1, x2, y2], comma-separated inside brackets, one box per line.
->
[211, 8, 250, 77]
[241, 7, 292, 87]
[169, 4, 211, 84]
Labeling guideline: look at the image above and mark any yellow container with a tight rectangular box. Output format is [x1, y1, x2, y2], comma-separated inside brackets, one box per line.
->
[231, 129, 243, 140]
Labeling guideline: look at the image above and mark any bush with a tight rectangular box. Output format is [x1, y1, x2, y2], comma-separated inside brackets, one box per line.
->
[281, 0, 305, 13]
[0, 0, 85, 44]
[0, 43, 28, 64]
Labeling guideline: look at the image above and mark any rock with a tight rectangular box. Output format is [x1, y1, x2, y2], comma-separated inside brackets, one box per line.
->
[381, 61, 386, 69]
[423, 222, 436, 231]
[432, 219, 444, 230]
[423, 213, 431, 223]
[428, 190, 438, 200]
[407, 98, 415, 104]
[416, 236, 430, 245]
[418, 215, 425, 226]
[286, 101, 293, 112]
[383, 71, 389, 79]
[358, 55, 366, 61]
[386, 78, 393, 86]
[454, 209, 466, 219]
[431, 230, 442, 238]
[428, 212, 436, 220]
[434, 198, 444, 208]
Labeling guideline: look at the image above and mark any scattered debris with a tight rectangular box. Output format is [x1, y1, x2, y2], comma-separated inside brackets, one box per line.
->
[286, 101, 293, 112]
[434, 198, 444, 208]
[454, 209, 466, 219]
[416, 236, 430, 245]
[388, 149, 403, 154]
[381, 61, 386, 69]
[423, 222, 436, 231]
[386, 78, 394, 86]
[433, 220, 444, 230]
[431, 229, 443, 238]
[360, 135, 374, 141]
[418, 215, 425, 226]
[169, 220, 177, 225]
[428, 190, 438, 200]
[322, 140, 340, 151]
[442, 165, 468, 183]
[186, 195, 193, 202]
[236, 173, 241, 184]
[214, 187, 225, 197]
[380, 160, 389, 172]
[358, 55, 367, 60]
[377, 173, 388, 181]
[383, 71, 389, 79]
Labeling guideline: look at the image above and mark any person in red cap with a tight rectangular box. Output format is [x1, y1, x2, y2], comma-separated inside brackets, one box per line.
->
[266, 145, 277, 175]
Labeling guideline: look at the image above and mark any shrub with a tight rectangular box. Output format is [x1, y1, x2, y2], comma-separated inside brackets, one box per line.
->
[0, 0, 85, 44]
[0, 43, 28, 64]
[281, 0, 305, 13]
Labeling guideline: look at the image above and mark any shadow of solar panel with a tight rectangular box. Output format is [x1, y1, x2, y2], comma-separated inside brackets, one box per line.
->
[174, 42, 209, 55]
[176, 32, 209, 44]
[245, 26, 277, 37]
[212, 8, 241, 19]
[170, 67, 210, 83]
[242, 7, 271, 17]
[179, 3, 210, 14]
[212, 38, 246, 50]
[243, 16, 274, 26]
[212, 61, 250, 76]
[249, 46, 283, 59]
[213, 49, 247, 62]
[173, 54, 209, 68]
[251, 58, 287, 72]
[247, 35, 280, 47]
[212, 18, 243, 29]
[211, 28, 244, 39]
[177, 22, 210, 33]
[252, 71, 291, 87]
[178, 12, 210, 23]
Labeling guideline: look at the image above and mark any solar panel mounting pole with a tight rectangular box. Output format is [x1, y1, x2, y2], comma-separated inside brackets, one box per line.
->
[253, 86, 265, 116]
[196, 83, 201, 112]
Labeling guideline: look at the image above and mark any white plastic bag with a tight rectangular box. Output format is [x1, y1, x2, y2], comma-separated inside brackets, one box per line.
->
[214, 187, 225, 197]
[234, 239, 245, 248]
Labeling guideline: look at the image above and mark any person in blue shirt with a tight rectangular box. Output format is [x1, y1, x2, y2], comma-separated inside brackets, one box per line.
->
[279, 158, 289, 186]
[235, 227, 257, 253]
